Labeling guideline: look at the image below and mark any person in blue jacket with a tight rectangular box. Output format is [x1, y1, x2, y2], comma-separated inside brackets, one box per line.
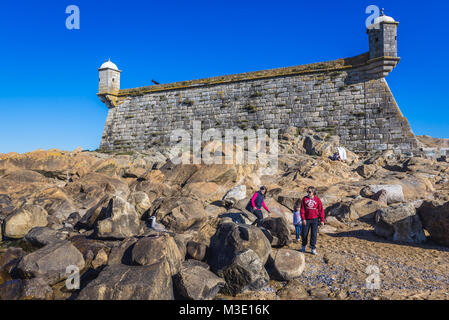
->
[293, 209, 303, 242]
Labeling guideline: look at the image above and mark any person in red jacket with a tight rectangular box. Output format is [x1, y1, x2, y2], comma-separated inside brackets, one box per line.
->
[297, 186, 325, 255]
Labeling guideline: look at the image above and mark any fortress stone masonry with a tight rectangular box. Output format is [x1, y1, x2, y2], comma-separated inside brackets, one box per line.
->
[98, 12, 419, 154]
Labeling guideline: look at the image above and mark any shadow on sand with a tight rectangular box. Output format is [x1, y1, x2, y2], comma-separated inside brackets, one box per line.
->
[327, 229, 449, 253]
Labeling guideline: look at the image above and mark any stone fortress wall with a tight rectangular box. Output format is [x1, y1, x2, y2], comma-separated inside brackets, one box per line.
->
[97, 12, 419, 154]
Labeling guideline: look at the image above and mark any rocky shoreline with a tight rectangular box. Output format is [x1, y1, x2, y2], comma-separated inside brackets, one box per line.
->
[0, 128, 448, 300]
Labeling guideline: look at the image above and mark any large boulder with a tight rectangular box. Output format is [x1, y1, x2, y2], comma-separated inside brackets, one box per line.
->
[356, 164, 378, 179]
[64, 173, 130, 209]
[69, 235, 113, 262]
[325, 216, 346, 229]
[218, 210, 255, 225]
[24, 227, 67, 248]
[17, 240, 85, 285]
[182, 182, 228, 203]
[397, 175, 435, 203]
[0, 149, 98, 177]
[0, 280, 24, 300]
[149, 197, 208, 233]
[326, 201, 351, 221]
[327, 198, 388, 222]
[418, 201, 449, 246]
[129, 173, 173, 204]
[65, 212, 82, 227]
[276, 192, 301, 211]
[259, 217, 291, 247]
[276, 279, 309, 300]
[233, 197, 255, 212]
[173, 233, 190, 259]
[266, 249, 305, 281]
[186, 241, 207, 261]
[77, 262, 174, 300]
[91, 249, 108, 270]
[319, 225, 338, 234]
[223, 185, 247, 204]
[348, 198, 389, 221]
[30, 187, 77, 222]
[181, 259, 211, 270]
[3, 204, 48, 239]
[95, 196, 142, 239]
[0, 247, 24, 275]
[123, 166, 147, 179]
[107, 237, 139, 266]
[127, 191, 152, 217]
[76, 195, 110, 230]
[404, 157, 441, 173]
[173, 260, 225, 300]
[207, 222, 271, 273]
[364, 185, 405, 204]
[363, 150, 396, 167]
[220, 249, 270, 296]
[131, 234, 183, 276]
[163, 163, 245, 188]
[0, 194, 15, 216]
[204, 203, 228, 217]
[372, 190, 388, 205]
[159, 163, 199, 187]
[0, 170, 52, 202]
[22, 278, 54, 300]
[0, 269, 11, 286]
[263, 198, 296, 234]
[303, 136, 323, 156]
[375, 203, 426, 244]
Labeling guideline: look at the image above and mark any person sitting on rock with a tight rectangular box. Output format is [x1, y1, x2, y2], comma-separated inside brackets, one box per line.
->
[298, 186, 325, 255]
[331, 152, 341, 161]
[247, 186, 271, 226]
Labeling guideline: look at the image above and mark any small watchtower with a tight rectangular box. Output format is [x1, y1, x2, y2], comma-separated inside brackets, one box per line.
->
[367, 9, 399, 59]
[366, 9, 400, 78]
[98, 59, 121, 108]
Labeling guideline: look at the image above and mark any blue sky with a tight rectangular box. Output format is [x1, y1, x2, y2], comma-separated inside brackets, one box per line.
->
[0, 0, 448, 153]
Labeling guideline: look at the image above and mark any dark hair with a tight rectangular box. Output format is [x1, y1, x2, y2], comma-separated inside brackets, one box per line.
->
[260, 186, 267, 193]
[307, 186, 316, 195]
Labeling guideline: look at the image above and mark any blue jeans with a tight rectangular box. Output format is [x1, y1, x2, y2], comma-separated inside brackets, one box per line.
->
[295, 224, 303, 240]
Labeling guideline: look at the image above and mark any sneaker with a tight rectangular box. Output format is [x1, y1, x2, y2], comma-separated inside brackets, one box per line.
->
[312, 249, 317, 255]
[296, 238, 301, 243]
[301, 246, 306, 253]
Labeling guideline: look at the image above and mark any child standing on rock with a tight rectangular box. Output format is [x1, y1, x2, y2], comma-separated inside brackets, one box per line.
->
[293, 209, 303, 242]
[297, 186, 325, 255]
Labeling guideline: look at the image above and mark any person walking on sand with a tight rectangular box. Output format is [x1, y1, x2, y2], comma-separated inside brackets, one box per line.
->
[298, 186, 325, 255]
[247, 186, 271, 226]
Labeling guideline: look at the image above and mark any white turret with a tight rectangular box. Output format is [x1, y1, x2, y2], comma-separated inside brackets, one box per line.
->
[98, 59, 121, 95]
[98, 59, 121, 108]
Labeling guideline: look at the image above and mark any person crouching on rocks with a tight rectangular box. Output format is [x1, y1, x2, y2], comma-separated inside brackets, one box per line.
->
[248, 186, 271, 226]
[299, 186, 325, 255]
